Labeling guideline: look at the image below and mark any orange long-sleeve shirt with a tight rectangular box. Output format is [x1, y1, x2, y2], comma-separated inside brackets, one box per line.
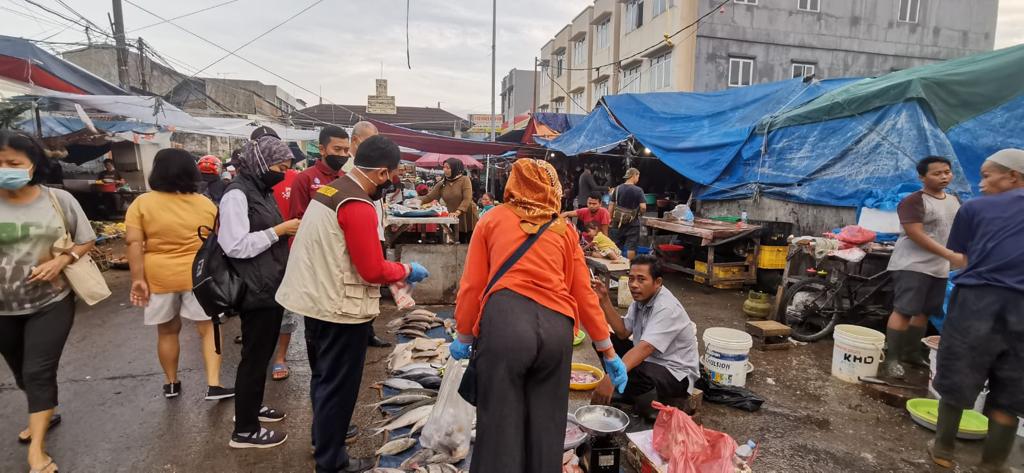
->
[454, 205, 612, 350]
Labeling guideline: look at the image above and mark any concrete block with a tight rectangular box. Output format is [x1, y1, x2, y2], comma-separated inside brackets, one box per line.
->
[397, 243, 468, 305]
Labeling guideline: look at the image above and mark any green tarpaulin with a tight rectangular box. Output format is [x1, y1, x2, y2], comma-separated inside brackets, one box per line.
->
[764, 43, 1024, 132]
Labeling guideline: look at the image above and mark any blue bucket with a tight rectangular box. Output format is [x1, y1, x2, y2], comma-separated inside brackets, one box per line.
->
[636, 246, 652, 255]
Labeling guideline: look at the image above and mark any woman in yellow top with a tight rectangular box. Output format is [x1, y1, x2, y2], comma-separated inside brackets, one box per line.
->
[125, 149, 233, 401]
[422, 158, 478, 242]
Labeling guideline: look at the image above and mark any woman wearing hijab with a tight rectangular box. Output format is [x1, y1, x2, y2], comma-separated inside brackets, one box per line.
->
[422, 158, 478, 242]
[218, 135, 301, 449]
[449, 159, 628, 473]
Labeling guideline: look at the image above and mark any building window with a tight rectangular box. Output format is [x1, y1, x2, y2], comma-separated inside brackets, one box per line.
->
[797, 0, 820, 12]
[595, 19, 610, 49]
[570, 91, 585, 114]
[555, 54, 564, 77]
[625, 0, 644, 33]
[572, 39, 587, 66]
[652, 0, 672, 17]
[898, 0, 920, 23]
[621, 66, 642, 93]
[553, 100, 564, 113]
[595, 80, 609, 100]
[734, 0, 757, 4]
[650, 52, 672, 90]
[792, 62, 815, 78]
[728, 57, 754, 87]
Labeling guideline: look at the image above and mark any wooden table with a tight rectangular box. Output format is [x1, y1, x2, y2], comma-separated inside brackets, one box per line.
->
[384, 215, 460, 246]
[643, 217, 762, 288]
[585, 256, 630, 288]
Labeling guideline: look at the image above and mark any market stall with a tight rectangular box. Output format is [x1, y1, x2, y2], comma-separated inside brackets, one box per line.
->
[643, 217, 762, 289]
[384, 214, 460, 246]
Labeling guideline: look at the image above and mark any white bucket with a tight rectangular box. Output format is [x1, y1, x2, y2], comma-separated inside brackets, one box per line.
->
[703, 327, 753, 387]
[831, 325, 885, 383]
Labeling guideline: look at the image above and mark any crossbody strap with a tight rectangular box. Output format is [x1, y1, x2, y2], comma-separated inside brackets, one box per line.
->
[482, 217, 556, 296]
[44, 186, 72, 237]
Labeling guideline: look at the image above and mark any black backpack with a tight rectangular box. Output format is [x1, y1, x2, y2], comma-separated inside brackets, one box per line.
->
[191, 215, 244, 353]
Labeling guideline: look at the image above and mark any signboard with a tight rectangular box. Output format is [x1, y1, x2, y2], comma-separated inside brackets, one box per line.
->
[467, 113, 501, 128]
[367, 78, 397, 114]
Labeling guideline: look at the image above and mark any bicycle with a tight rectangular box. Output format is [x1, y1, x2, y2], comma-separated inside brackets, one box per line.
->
[781, 263, 893, 342]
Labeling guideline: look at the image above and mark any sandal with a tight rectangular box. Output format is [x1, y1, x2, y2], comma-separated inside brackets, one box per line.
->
[17, 414, 61, 444]
[28, 457, 57, 473]
[272, 363, 290, 381]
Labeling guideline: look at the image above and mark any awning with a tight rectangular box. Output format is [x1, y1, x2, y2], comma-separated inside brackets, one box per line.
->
[536, 104, 629, 155]
[0, 35, 127, 95]
[370, 119, 524, 155]
[415, 153, 482, 170]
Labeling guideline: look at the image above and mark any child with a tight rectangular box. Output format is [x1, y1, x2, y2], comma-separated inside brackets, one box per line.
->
[478, 192, 496, 217]
[583, 222, 622, 260]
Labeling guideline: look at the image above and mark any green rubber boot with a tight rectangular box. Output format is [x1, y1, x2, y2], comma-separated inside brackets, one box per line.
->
[880, 327, 906, 380]
[902, 324, 930, 368]
[929, 400, 962, 469]
[977, 416, 1020, 473]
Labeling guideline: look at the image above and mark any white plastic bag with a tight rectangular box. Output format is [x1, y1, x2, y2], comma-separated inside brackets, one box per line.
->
[670, 204, 694, 223]
[420, 357, 474, 461]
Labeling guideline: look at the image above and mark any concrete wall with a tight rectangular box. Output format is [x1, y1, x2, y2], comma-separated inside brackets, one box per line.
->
[62, 46, 185, 96]
[396, 244, 468, 304]
[569, 7, 595, 113]
[590, 0, 621, 107]
[694, 0, 998, 91]
[538, 40, 555, 111]
[618, 0, 700, 94]
[170, 132, 244, 160]
[551, 25, 574, 113]
[697, 197, 857, 236]
[500, 69, 537, 122]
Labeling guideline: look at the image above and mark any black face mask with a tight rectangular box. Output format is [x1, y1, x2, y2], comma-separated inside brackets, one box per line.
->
[324, 155, 348, 172]
[260, 170, 286, 189]
[369, 179, 396, 201]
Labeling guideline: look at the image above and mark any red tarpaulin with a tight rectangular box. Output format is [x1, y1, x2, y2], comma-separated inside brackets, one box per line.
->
[415, 153, 482, 169]
[370, 119, 527, 155]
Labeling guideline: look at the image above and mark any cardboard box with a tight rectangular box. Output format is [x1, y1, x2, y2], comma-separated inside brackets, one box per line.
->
[625, 430, 667, 473]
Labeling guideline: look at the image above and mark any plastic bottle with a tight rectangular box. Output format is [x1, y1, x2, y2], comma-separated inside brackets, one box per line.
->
[735, 439, 756, 462]
[390, 281, 416, 309]
[740, 211, 748, 224]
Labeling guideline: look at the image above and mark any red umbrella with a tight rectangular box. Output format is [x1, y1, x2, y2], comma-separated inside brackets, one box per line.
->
[415, 153, 483, 170]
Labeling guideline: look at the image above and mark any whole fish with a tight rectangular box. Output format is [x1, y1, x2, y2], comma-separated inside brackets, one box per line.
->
[390, 398, 435, 419]
[419, 375, 443, 389]
[401, 321, 431, 331]
[397, 328, 428, 339]
[408, 308, 437, 317]
[412, 349, 441, 359]
[370, 393, 434, 408]
[375, 437, 418, 456]
[397, 371, 440, 383]
[392, 362, 435, 375]
[416, 464, 459, 473]
[369, 469, 406, 473]
[395, 387, 438, 397]
[408, 415, 429, 436]
[382, 378, 423, 391]
[395, 367, 439, 377]
[386, 317, 409, 329]
[374, 404, 434, 435]
[400, 448, 438, 470]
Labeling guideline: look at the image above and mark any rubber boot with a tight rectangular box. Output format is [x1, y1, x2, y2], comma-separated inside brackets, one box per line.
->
[633, 389, 659, 422]
[977, 416, 1020, 473]
[930, 400, 962, 469]
[880, 327, 907, 380]
[902, 324, 930, 368]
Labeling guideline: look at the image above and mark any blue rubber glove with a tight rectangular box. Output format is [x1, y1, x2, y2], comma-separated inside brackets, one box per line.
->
[449, 339, 472, 360]
[603, 355, 628, 394]
[406, 262, 430, 283]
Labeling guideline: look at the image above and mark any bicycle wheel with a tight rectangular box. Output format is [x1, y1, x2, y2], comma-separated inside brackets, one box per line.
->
[782, 278, 841, 342]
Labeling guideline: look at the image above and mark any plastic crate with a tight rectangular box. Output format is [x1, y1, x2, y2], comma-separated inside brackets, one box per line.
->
[694, 261, 745, 288]
[757, 245, 788, 270]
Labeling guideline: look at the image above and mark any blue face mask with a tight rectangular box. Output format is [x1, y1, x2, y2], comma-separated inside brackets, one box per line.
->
[0, 168, 32, 190]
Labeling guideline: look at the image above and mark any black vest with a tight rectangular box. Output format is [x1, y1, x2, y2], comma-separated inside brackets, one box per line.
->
[224, 174, 289, 311]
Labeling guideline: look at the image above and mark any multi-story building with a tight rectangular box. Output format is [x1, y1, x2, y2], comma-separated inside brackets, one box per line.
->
[500, 68, 537, 126]
[536, 0, 998, 113]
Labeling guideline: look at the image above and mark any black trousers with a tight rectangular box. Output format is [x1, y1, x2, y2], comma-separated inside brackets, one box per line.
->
[611, 337, 690, 401]
[304, 316, 321, 444]
[306, 318, 370, 473]
[233, 306, 284, 434]
[0, 294, 75, 413]
[471, 290, 574, 473]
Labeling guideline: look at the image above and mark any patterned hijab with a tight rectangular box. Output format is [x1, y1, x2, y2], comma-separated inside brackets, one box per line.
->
[236, 136, 292, 176]
[502, 158, 567, 235]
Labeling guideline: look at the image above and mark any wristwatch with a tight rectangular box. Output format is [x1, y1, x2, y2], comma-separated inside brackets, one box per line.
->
[67, 250, 81, 262]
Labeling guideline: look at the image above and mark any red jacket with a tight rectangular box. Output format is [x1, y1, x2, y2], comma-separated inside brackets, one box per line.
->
[288, 160, 340, 219]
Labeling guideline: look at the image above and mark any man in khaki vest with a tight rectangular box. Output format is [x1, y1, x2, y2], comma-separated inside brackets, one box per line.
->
[276, 135, 429, 473]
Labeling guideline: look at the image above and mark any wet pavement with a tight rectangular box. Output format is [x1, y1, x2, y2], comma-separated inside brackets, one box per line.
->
[2, 269, 1021, 472]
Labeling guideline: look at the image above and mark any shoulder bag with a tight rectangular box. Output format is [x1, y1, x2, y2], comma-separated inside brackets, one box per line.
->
[458, 217, 556, 405]
[191, 212, 245, 354]
[46, 187, 111, 306]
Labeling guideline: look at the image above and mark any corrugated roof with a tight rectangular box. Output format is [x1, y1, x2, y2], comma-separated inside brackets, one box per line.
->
[291, 104, 470, 133]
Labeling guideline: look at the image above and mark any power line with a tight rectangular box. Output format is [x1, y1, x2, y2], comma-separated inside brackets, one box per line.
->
[126, 0, 239, 33]
[17, 0, 115, 40]
[55, 0, 108, 34]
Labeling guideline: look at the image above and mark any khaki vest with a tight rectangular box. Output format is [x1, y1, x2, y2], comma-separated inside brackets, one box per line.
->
[275, 177, 381, 324]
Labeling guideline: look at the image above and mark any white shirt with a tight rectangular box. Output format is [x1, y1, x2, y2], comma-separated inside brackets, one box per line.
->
[624, 286, 701, 392]
[218, 189, 279, 259]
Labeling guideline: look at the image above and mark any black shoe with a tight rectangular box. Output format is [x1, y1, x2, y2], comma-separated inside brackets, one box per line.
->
[163, 381, 181, 398]
[368, 335, 392, 348]
[346, 425, 358, 440]
[341, 457, 374, 472]
[233, 335, 242, 344]
[229, 427, 287, 449]
[205, 385, 235, 401]
[258, 406, 286, 423]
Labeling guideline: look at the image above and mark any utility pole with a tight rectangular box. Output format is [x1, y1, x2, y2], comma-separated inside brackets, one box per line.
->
[136, 38, 148, 93]
[532, 57, 538, 114]
[111, 0, 130, 89]
[486, 0, 496, 194]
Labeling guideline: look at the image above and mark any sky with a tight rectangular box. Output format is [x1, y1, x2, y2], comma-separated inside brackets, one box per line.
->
[3, 0, 1023, 118]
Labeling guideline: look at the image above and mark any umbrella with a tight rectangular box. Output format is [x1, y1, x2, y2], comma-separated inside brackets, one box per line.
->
[415, 153, 483, 170]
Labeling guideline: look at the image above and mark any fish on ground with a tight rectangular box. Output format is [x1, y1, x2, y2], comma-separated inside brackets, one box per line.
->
[374, 405, 434, 435]
[418, 375, 443, 389]
[369, 393, 434, 408]
[375, 437, 419, 456]
[382, 378, 423, 391]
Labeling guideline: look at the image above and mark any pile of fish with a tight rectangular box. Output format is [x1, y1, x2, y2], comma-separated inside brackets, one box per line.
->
[386, 308, 452, 340]
[388, 337, 450, 373]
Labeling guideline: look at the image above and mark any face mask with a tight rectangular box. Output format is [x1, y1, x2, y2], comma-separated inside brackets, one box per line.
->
[0, 168, 32, 190]
[324, 155, 348, 172]
[357, 168, 394, 200]
[260, 170, 286, 188]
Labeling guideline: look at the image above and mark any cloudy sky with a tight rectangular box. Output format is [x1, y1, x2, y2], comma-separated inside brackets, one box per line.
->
[4, 0, 1023, 117]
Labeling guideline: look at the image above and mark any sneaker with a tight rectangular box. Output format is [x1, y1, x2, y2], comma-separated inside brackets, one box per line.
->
[163, 381, 181, 399]
[259, 406, 286, 422]
[228, 427, 287, 449]
[205, 386, 235, 401]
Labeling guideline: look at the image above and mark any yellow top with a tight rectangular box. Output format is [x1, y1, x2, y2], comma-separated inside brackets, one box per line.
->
[592, 231, 620, 255]
[125, 192, 216, 293]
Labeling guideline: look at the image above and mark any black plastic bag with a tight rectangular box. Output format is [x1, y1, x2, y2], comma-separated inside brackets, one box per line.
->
[696, 374, 765, 412]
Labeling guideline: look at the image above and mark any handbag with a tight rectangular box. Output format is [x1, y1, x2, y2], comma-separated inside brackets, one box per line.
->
[458, 217, 556, 406]
[46, 187, 111, 306]
[191, 214, 245, 354]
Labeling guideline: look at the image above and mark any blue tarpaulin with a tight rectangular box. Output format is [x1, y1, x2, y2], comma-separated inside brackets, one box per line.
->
[945, 93, 1024, 195]
[16, 116, 161, 138]
[532, 112, 587, 133]
[536, 105, 629, 155]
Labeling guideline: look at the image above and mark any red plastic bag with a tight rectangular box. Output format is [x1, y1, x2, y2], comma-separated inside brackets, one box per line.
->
[651, 402, 738, 473]
[835, 225, 877, 245]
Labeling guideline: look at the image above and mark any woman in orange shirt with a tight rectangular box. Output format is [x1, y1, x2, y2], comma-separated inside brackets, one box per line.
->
[450, 159, 627, 473]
